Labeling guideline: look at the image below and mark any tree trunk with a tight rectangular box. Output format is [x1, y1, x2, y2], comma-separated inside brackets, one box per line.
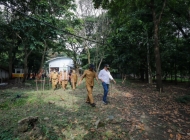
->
[22, 55, 28, 83]
[147, 38, 152, 84]
[189, 63, 190, 86]
[153, 21, 163, 91]
[97, 57, 103, 72]
[174, 57, 177, 84]
[87, 46, 91, 64]
[22, 47, 32, 83]
[151, 0, 166, 91]
[8, 46, 13, 80]
[40, 40, 47, 69]
[140, 65, 144, 81]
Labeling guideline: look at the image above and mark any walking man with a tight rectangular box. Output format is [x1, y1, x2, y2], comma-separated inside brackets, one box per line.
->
[78, 64, 99, 107]
[71, 70, 78, 90]
[49, 69, 58, 90]
[68, 70, 73, 88]
[59, 70, 69, 90]
[98, 64, 116, 105]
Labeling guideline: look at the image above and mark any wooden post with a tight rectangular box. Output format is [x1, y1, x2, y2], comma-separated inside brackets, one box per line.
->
[43, 76, 46, 91]
[36, 80, 38, 91]
[41, 77, 42, 91]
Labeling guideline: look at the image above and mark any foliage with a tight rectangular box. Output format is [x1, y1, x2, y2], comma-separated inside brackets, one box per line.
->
[0, 0, 76, 77]
[175, 95, 190, 104]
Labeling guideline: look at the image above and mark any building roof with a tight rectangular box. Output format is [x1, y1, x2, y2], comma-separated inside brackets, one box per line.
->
[46, 57, 72, 63]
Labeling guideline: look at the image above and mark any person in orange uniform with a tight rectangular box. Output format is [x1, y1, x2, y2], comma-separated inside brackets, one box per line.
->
[49, 69, 58, 90]
[71, 70, 78, 90]
[59, 70, 69, 90]
[78, 64, 99, 107]
[57, 71, 61, 89]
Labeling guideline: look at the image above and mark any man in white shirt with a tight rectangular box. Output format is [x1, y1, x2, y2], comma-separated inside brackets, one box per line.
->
[98, 64, 116, 104]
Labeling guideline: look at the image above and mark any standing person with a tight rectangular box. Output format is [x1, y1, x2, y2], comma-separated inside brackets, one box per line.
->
[49, 69, 58, 90]
[68, 70, 73, 88]
[57, 71, 61, 89]
[98, 64, 116, 105]
[71, 70, 78, 90]
[59, 70, 69, 90]
[78, 64, 99, 107]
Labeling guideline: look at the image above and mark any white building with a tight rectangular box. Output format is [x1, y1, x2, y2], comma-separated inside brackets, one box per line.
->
[46, 57, 74, 73]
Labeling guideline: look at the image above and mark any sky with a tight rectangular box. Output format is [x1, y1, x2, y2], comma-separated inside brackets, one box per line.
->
[74, 0, 106, 17]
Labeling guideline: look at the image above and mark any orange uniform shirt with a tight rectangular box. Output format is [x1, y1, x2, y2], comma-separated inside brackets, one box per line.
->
[81, 70, 97, 86]
[50, 72, 58, 80]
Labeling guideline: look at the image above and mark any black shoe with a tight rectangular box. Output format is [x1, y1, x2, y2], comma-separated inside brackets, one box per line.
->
[85, 101, 90, 104]
[90, 103, 96, 107]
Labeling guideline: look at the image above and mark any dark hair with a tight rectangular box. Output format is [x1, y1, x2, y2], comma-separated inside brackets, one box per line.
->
[104, 64, 110, 68]
[89, 64, 94, 69]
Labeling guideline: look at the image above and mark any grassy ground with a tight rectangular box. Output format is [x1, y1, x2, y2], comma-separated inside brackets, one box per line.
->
[0, 79, 190, 140]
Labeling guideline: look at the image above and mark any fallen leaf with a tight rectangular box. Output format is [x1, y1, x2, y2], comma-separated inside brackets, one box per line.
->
[176, 133, 181, 140]
[170, 134, 174, 138]
[90, 128, 95, 132]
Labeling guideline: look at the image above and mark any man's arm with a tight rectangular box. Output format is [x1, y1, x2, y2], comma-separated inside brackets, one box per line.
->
[78, 70, 86, 85]
[98, 70, 104, 82]
[59, 73, 62, 84]
[108, 71, 116, 84]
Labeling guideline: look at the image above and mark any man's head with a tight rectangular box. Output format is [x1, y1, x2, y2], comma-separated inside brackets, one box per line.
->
[89, 64, 94, 71]
[104, 64, 110, 70]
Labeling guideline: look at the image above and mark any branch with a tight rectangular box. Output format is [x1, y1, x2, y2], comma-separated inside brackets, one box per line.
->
[16, 33, 22, 39]
[26, 49, 33, 58]
[158, 0, 167, 23]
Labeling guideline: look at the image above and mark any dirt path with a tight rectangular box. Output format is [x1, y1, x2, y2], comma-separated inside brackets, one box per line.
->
[109, 82, 190, 140]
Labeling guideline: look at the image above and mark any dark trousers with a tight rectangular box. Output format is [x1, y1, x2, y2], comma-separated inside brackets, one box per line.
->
[68, 79, 72, 88]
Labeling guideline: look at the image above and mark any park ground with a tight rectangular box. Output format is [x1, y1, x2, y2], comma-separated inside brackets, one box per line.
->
[0, 79, 190, 140]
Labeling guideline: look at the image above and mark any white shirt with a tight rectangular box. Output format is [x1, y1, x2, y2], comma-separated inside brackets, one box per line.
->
[98, 69, 113, 84]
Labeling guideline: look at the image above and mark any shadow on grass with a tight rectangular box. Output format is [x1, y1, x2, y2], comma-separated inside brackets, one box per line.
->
[0, 80, 133, 140]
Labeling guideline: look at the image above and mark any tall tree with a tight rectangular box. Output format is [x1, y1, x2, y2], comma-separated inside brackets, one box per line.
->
[93, 0, 167, 90]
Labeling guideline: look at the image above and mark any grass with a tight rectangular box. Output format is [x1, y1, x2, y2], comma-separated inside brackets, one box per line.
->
[165, 77, 190, 82]
[1, 79, 189, 140]
[0, 79, 130, 140]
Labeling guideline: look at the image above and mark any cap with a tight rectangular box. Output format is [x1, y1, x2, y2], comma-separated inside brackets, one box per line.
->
[89, 64, 94, 69]
[104, 64, 110, 68]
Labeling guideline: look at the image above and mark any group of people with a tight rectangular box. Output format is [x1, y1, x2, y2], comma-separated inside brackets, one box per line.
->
[49, 69, 78, 90]
[49, 64, 116, 107]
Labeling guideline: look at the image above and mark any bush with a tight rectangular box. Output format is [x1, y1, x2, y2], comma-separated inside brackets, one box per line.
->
[175, 95, 190, 104]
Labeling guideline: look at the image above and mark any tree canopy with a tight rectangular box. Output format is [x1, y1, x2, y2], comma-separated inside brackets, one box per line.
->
[0, 0, 189, 88]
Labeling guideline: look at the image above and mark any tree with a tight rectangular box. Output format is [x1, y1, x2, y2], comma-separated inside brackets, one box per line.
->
[93, 0, 168, 90]
[77, 0, 107, 67]
[0, 0, 76, 82]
